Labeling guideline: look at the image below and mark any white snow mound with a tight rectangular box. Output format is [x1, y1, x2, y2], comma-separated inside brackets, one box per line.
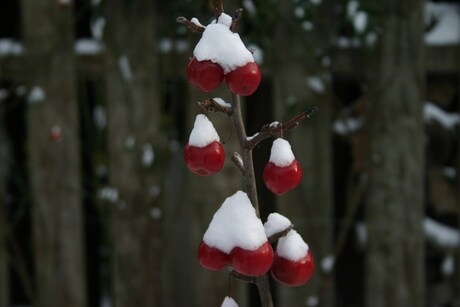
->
[264, 213, 292, 238]
[203, 191, 268, 254]
[221, 296, 239, 307]
[188, 114, 220, 147]
[193, 13, 254, 73]
[277, 230, 309, 262]
[269, 138, 296, 167]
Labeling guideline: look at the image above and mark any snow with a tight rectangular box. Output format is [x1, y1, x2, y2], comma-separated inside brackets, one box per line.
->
[353, 11, 368, 34]
[150, 207, 162, 221]
[74, 39, 104, 55]
[302, 21, 314, 31]
[124, 136, 135, 149]
[424, 217, 460, 248]
[347, 1, 359, 18]
[203, 191, 268, 254]
[321, 255, 335, 273]
[0, 89, 8, 101]
[188, 114, 220, 147]
[269, 138, 296, 167]
[28, 86, 45, 104]
[269, 121, 280, 128]
[191, 17, 204, 28]
[264, 213, 292, 238]
[91, 17, 106, 40]
[333, 117, 364, 135]
[213, 97, 231, 109]
[306, 76, 325, 93]
[246, 133, 259, 142]
[221, 296, 239, 307]
[0, 39, 23, 56]
[442, 167, 456, 179]
[441, 254, 454, 276]
[306, 296, 319, 306]
[424, 102, 460, 129]
[93, 106, 107, 129]
[276, 230, 309, 262]
[99, 187, 119, 203]
[425, 2, 460, 45]
[243, 0, 257, 16]
[193, 13, 255, 73]
[118, 55, 133, 82]
[142, 144, 155, 167]
[247, 44, 264, 64]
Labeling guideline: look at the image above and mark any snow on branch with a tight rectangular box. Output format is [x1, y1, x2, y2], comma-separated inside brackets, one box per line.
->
[198, 98, 232, 115]
[176, 17, 205, 33]
[246, 106, 319, 150]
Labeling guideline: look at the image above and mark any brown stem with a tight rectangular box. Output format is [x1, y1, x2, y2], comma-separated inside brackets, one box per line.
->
[230, 93, 259, 216]
[230, 8, 244, 32]
[229, 93, 274, 307]
[176, 17, 205, 33]
[212, 0, 224, 21]
[268, 224, 294, 244]
[246, 106, 319, 150]
[197, 98, 232, 115]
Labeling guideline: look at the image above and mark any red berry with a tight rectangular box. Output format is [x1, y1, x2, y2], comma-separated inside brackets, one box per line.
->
[230, 242, 274, 276]
[187, 57, 224, 92]
[271, 250, 314, 286]
[225, 62, 261, 96]
[50, 125, 63, 142]
[198, 241, 230, 271]
[184, 141, 225, 176]
[263, 160, 302, 195]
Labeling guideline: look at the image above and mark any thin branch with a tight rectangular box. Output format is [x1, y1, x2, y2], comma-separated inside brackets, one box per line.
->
[212, 0, 224, 21]
[229, 268, 258, 283]
[268, 224, 294, 244]
[231, 152, 244, 173]
[246, 106, 319, 150]
[230, 8, 244, 32]
[197, 98, 232, 116]
[176, 17, 205, 33]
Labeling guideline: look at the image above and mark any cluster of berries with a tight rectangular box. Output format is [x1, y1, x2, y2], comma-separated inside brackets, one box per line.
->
[181, 11, 314, 306]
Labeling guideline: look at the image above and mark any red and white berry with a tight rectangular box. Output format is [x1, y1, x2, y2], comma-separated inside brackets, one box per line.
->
[271, 230, 314, 286]
[263, 138, 302, 195]
[184, 114, 225, 176]
[198, 191, 274, 276]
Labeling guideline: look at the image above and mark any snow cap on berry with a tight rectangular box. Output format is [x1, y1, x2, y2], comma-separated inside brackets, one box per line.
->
[221, 296, 239, 307]
[203, 191, 268, 254]
[269, 138, 296, 167]
[276, 230, 309, 262]
[264, 213, 292, 238]
[193, 13, 255, 74]
[188, 114, 220, 148]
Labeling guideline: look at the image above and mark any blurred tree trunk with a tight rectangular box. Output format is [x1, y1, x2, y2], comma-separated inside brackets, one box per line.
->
[273, 1, 335, 306]
[365, 1, 425, 307]
[21, 1, 87, 307]
[0, 106, 9, 307]
[104, 1, 165, 306]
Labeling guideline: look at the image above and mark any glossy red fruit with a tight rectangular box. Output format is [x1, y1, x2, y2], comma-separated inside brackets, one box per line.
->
[271, 250, 314, 286]
[184, 141, 225, 176]
[230, 242, 274, 276]
[263, 160, 302, 195]
[198, 241, 230, 271]
[187, 57, 224, 92]
[225, 62, 261, 96]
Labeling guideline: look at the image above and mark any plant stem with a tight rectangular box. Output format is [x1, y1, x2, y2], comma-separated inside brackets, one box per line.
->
[230, 93, 259, 216]
[230, 93, 274, 307]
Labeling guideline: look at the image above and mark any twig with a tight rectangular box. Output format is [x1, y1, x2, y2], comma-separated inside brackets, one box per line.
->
[268, 224, 294, 244]
[231, 152, 244, 173]
[176, 17, 205, 33]
[229, 268, 258, 283]
[197, 98, 232, 116]
[212, 0, 224, 21]
[230, 9, 244, 32]
[246, 106, 319, 150]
